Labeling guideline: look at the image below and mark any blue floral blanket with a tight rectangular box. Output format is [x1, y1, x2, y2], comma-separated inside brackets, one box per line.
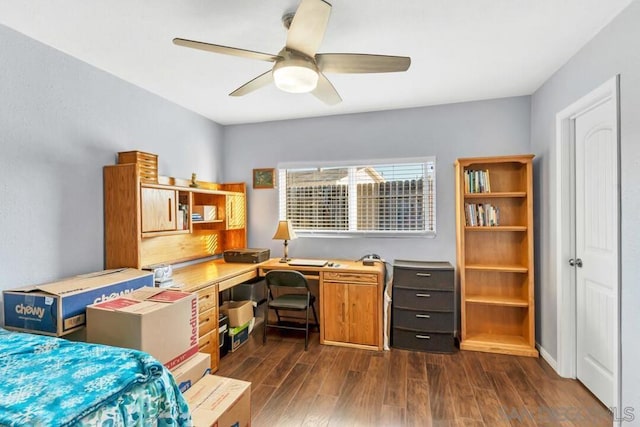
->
[0, 327, 191, 426]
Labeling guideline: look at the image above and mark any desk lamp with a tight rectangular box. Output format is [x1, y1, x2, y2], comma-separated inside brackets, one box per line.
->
[273, 220, 297, 263]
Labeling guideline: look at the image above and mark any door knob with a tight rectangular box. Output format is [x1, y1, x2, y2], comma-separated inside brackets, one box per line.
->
[569, 258, 575, 266]
[569, 258, 583, 267]
[575, 258, 583, 268]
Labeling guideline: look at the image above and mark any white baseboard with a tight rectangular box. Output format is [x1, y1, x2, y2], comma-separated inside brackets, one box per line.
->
[536, 343, 558, 373]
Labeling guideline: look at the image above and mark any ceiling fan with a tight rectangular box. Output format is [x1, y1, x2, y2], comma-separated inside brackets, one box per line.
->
[173, 0, 411, 105]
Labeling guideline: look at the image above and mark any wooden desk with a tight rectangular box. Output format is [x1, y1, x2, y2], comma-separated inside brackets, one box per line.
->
[259, 258, 385, 351]
[171, 259, 259, 373]
[172, 257, 385, 373]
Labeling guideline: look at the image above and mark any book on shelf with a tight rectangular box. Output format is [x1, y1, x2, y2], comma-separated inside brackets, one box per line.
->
[464, 169, 491, 193]
[464, 202, 500, 226]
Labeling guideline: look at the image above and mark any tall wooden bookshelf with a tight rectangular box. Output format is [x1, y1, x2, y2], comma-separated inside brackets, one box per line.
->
[455, 155, 538, 357]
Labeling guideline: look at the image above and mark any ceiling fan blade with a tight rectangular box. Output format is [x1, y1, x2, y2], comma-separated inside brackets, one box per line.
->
[317, 53, 411, 73]
[311, 73, 342, 105]
[286, 0, 332, 58]
[229, 70, 274, 97]
[173, 38, 280, 62]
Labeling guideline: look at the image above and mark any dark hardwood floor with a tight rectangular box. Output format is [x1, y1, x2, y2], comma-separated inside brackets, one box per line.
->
[217, 326, 611, 426]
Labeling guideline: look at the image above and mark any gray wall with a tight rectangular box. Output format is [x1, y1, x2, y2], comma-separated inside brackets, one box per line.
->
[223, 97, 531, 267]
[0, 24, 224, 320]
[530, 0, 640, 412]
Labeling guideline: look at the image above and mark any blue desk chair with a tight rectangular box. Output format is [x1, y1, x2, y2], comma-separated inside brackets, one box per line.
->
[263, 270, 319, 350]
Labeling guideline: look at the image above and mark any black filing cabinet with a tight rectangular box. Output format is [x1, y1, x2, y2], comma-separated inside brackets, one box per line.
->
[392, 260, 455, 353]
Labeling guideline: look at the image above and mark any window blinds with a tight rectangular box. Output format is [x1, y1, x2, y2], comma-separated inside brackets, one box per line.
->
[278, 159, 435, 235]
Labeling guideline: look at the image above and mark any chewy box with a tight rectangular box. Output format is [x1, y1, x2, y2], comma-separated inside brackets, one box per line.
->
[2, 268, 152, 337]
[86, 287, 198, 369]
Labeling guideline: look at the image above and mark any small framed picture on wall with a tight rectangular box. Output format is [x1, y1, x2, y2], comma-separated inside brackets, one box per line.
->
[253, 168, 276, 189]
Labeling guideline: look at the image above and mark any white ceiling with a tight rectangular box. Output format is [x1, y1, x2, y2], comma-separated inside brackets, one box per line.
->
[0, 0, 633, 125]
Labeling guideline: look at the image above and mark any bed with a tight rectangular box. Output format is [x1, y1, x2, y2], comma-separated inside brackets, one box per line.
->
[0, 327, 191, 426]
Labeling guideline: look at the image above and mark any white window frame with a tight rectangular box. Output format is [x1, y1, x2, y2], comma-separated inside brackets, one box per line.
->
[277, 157, 436, 238]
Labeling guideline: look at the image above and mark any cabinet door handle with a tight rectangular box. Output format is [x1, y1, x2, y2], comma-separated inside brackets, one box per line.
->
[416, 273, 431, 277]
[168, 198, 172, 222]
[415, 314, 431, 319]
[416, 334, 431, 340]
[342, 302, 345, 319]
[416, 293, 431, 298]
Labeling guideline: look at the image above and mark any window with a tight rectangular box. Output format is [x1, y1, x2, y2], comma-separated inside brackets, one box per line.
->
[278, 158, 436, 236]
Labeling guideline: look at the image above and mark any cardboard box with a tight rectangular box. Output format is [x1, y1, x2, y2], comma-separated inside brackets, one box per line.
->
[184, 375, 251, 427]
[171, 352, 211, 393]
[220, 300, 253, 327]
[2, 268, 153, 336]
[86, 287, 198, 369]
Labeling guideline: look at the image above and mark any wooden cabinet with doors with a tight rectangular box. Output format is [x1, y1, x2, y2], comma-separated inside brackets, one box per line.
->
[141, 187, 183, 233]
[455, 154, 538, 357]
[104, 155, 250, 374]
[321, 270, 380, 348]
[258, 259, 384, 351]
[104, 163, 247, 269]
[225, 192, 245, 230]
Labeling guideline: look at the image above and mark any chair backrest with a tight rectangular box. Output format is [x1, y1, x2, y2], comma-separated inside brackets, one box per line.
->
[265, 270, 310, 291]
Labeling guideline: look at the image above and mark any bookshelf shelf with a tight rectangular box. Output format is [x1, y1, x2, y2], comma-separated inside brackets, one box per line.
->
[464, 192, 527, 198]
[465, 295, 529, 307]
[461, 333, 538, 357]
[465, 264, 528, 273]
[465, 226, 527, 232]
[455, 154, 537, 357]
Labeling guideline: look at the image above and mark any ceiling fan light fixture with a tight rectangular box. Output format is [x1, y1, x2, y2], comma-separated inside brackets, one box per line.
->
[273, 59, 318, 93]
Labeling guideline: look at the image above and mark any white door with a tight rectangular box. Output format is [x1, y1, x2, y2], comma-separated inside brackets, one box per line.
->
[574, 98, 618, 408]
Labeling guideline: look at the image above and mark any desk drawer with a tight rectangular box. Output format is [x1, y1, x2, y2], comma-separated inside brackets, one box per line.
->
[392, 328, 454, 353]
[393, 288, 453, 311]
[198, 308, 217, 337]
[197, 285, 218, 313]
[393, 268, 454, 290]
[198, 330, 217, 355]
[393, 308, 453, 332]
[323, 271, 377, 284]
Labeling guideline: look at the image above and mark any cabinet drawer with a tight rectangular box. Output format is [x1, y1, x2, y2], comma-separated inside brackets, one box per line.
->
[393, 288, 453, 311]
[197, 285, 217, 313]
[198, 308, 217, 337]
[392, 309, 453, 332]
[392, 328, 454, 353]
[198, 330, 217, 355]
[393, 268, 454, 290]
[323, 271, 377, 284]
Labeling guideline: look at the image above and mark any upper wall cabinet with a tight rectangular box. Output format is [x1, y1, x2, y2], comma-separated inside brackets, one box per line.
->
[225, 193, 245, 230]
[140, 187, 191, 234]
[104, 163, 247, 269]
